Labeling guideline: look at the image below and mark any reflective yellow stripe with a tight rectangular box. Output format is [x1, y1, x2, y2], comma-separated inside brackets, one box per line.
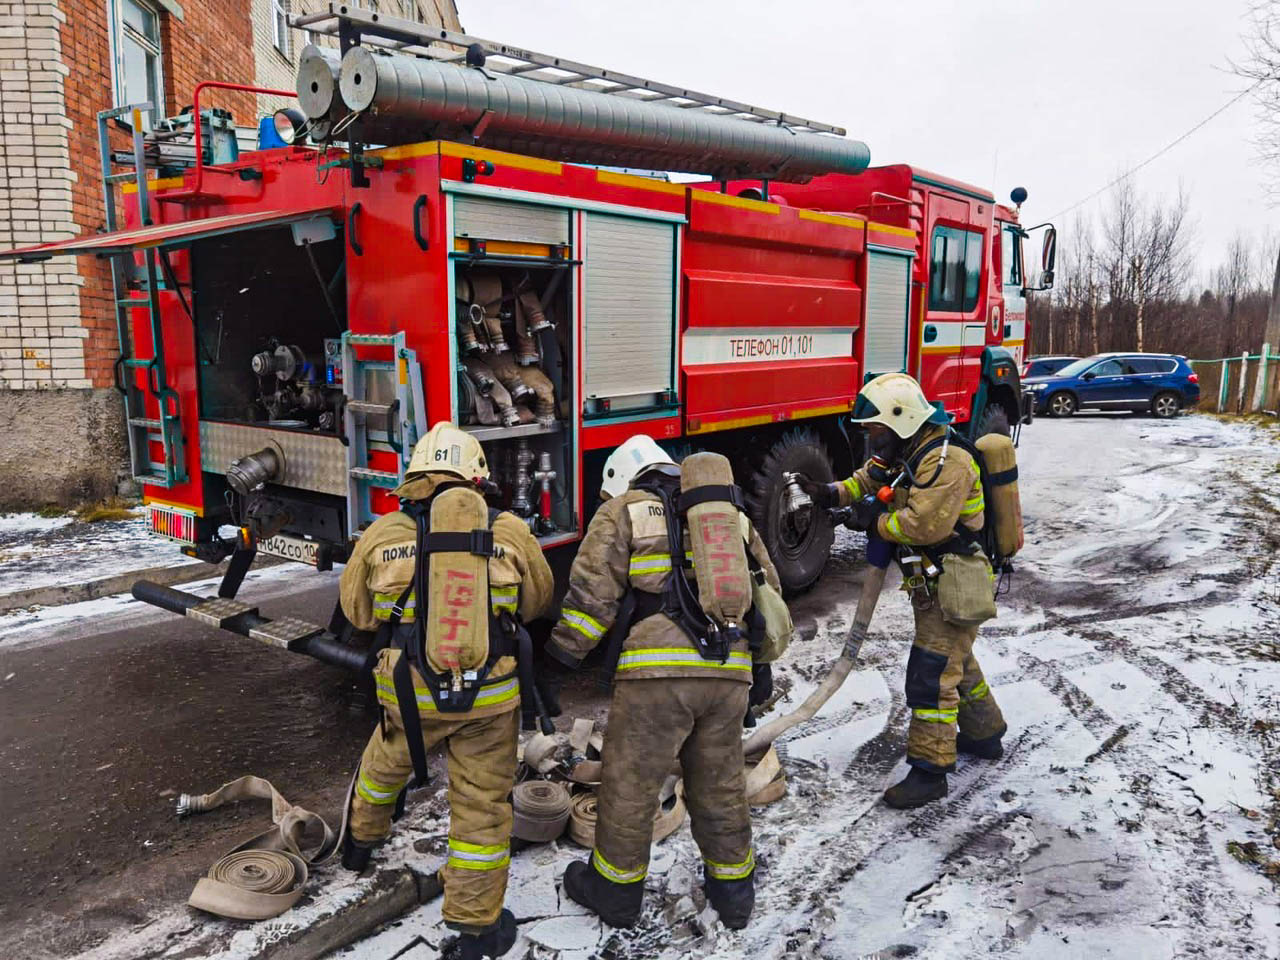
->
[629, 553, 673, 574]
[842, 477, 862, 500]
[912, 707, 959, 723]
[447, 838, 510, 871]
[959, 494, 985, 517]
[490, 585, 518, 614]
[616, 648, 752, 672]
[373, 590, 417, 622]
[375, 674, 520, 713]
[561, 608, 606, 640]
[704, 848, 755, 880]
[961, 680, 989, 702]
[356, 770, 404, 806]
[592, 848, 646, 884]
[885, 512, 912, 544]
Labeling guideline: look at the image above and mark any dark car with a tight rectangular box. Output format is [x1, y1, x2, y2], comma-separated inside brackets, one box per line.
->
[1025, 352, 1200, 418]
[1023, 355, 1079, 379]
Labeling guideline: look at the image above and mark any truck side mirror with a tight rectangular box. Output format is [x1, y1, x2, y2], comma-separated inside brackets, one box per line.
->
[1041, 227, 1057, 287]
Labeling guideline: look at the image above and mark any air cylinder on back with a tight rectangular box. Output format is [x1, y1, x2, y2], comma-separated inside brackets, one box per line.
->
[681, 452, 752, 626]
[327, 47, 870, 181]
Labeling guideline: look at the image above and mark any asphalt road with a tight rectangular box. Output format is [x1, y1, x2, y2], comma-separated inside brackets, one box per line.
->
[0, 573, 372, 958]
[0, 560, 685, 960]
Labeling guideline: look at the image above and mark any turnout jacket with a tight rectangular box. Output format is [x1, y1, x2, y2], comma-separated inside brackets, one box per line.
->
[835, 425, 985, 548]
[547, 487, 782, 683]
[339, 475, 555, 719]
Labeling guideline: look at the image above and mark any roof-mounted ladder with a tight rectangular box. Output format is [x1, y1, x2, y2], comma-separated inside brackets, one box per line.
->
[293, 3, 845, 136]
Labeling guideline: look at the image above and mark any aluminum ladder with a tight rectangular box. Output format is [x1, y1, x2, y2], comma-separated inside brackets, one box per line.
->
[98, 103, 188, 488]
[342, 331, 426, 533]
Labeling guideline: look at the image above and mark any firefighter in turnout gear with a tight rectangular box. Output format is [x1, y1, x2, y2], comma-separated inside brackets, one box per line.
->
[339, 422, 553, 959]
[799, 373, 1007, 809]
[538, 436, 783, 930]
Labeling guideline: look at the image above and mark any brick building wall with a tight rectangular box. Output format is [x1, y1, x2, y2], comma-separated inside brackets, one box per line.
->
[0, 0, 460, 508]
[0, 0, 259, 506]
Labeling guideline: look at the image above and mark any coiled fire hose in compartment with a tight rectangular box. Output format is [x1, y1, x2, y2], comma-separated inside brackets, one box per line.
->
[511, 781, 572, 842]
[178, 775, 342, 920]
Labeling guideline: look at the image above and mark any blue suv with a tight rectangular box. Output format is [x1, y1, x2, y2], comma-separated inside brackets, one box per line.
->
[1025, 352, 1200, 418]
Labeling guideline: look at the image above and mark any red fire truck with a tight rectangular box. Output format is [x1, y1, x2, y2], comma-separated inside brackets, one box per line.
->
[1, 11, 1053, 663]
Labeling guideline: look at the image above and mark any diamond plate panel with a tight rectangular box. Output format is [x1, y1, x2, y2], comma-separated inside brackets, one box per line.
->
[200, 421, 348, 496]
[249, 617, 324, 648]
[187, 597, 258, 628]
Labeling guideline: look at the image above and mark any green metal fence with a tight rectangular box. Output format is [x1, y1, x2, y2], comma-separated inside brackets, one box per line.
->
[1190, 344, 1278, 414]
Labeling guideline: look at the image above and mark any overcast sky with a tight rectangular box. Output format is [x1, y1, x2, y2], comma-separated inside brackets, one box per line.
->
[458, 0, 1273, 282]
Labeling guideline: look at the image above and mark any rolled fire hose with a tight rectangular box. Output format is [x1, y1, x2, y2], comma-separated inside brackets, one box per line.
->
[743, 744, 787, 806]
[512, 780, 572, 842]
[178, 774, 343, 921]
[740, 558, 890, 757]
[568, 780, 686, 849]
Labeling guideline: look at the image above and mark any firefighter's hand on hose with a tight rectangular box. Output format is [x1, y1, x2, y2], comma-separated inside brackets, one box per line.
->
[535, 649, 572, 718]
[794, 474, 837, 508]
[847, 497, 885, 533]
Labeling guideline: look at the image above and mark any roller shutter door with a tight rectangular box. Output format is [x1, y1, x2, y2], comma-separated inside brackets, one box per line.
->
[453, 195, 569, 245]
[584, 213, 676, 402]
[864, 251, 911, 376]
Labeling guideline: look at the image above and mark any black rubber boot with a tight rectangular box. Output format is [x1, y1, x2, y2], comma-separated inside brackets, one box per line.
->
[883, 767, 948, 809]
[562, 859, 644, 928]
[450, 909, 518, 959]
[956, 731, 1004, 760]
[704, 872, 755, 930]
[341, 832, 373, 873]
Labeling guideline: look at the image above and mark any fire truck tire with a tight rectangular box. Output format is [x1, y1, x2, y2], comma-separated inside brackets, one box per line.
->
[745, 429, 835, 597]
[976, 405, 1011, 437]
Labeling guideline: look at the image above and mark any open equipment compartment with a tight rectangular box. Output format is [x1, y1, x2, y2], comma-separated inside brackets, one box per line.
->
[449, 193, 579, 545]
[188, 215, 354, 563]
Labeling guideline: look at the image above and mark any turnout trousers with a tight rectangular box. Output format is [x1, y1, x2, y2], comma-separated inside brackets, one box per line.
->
[905, 597, 1007, 773]
[349, 650, 519, 931]
[591, 676, 754, 887]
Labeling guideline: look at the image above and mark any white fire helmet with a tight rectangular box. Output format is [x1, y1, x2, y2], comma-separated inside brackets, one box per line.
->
[404, 421, 490, 482]
[849, 372, 950, 440]
[600, 434, 677, 500]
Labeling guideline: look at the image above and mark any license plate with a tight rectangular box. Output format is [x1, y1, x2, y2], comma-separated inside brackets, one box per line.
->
[258, 533, 320, 566]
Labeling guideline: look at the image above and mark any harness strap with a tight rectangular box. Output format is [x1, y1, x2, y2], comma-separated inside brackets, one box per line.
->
[392, 651, 432, 789]
[678, 483, 745, 512]
[987, 465, 1018, 486]
[511, 615, 538, 732]
[422, 529, 496, 558]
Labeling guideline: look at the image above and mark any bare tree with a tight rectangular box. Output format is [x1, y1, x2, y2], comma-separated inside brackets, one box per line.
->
[1215, 233, 1254, 351]
[1234, 2, 1280, 347]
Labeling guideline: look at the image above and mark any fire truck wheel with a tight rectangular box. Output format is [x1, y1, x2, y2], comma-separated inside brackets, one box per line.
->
[745, 429, 836, 597]
[976, 405, 1011, 437]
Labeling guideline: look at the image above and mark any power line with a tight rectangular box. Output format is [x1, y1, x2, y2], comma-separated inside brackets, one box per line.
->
[1047, 80, 1263, 222]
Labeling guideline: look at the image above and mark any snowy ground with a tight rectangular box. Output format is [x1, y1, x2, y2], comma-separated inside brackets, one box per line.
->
[0, 509, 203, 600]
[29, 413, 1280, 960]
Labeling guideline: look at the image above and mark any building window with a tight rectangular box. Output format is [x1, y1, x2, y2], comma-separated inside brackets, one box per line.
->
[113, 0, 163, 120]
[272, 0, 291, 58]
[928, 225, 983, 313]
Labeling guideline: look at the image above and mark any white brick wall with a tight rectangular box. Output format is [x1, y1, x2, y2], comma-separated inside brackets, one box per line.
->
[0, 1, 88, 388]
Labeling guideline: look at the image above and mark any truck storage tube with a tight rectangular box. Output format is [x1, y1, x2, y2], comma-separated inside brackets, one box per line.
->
[331, 48, 870, 181]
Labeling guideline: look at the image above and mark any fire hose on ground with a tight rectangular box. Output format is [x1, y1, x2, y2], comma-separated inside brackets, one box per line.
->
[741, 535, 892, 757]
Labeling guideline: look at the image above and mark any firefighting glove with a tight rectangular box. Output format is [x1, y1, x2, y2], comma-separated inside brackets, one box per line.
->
[749, 662, 773, 707]
[535, 648, 573, 718]
[847, 497, 886, 533]
[795, 474, 838, 509]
